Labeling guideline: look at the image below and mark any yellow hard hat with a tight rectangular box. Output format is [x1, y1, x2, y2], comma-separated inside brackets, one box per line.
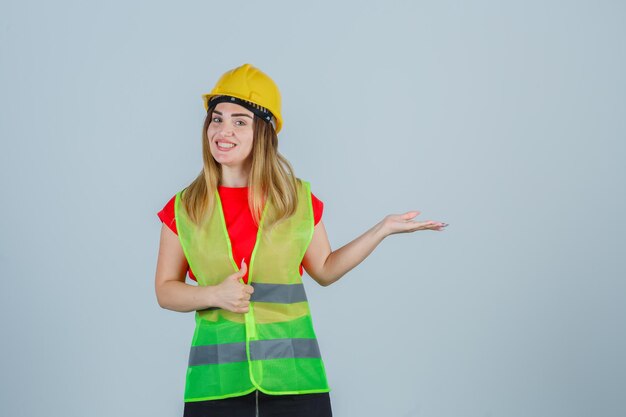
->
[202, 63, 283, 133]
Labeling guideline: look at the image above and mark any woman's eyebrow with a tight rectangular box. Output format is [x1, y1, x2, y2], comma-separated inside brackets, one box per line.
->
[212, 110, 253, 119]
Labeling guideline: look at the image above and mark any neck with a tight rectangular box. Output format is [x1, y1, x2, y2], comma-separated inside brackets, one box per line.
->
[220, 163, 250, 187]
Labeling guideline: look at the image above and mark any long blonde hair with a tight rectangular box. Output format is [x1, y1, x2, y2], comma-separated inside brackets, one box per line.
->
[180, 103, 301, 232]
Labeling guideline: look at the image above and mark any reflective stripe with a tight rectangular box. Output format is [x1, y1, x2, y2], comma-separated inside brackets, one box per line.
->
[188, 342, 247, 366]
[250, 283, 308, 304]
[250, 338, 321, 361]
[189, 338, 321, 366]
[198, 282, 307, 311]
[196, 284, 307, 312]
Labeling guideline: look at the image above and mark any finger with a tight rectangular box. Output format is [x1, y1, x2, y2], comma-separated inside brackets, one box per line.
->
[406, 220, 437, 231]
[238, 259, 248, 274]
[234, 304, 249, 313]
[231, 264, 248, 281]
[423, 221, 447, 231]
[428, 221, 448, 229]
[244, 285, 254, 294]
[400, 211, 420, 220]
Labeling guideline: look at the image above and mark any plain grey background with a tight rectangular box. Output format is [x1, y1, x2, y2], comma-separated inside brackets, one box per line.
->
[1, 1, 625, 416]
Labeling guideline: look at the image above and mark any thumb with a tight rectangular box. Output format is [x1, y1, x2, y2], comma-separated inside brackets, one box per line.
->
[238, 258, 248, 275]
[229, 260, 246, 281]
[401, 211, 420, 220]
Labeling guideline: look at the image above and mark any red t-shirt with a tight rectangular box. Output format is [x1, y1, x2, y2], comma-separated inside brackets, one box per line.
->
[157, 186, 324, 284]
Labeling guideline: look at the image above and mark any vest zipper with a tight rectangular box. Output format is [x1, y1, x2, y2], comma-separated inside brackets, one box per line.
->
[255, 389, 259, 417]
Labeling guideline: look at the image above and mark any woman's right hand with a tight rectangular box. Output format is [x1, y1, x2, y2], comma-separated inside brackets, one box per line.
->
[213, 259, 254, 313]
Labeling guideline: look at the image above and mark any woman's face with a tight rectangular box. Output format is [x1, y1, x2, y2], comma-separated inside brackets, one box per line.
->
[207, 102, 255, 167]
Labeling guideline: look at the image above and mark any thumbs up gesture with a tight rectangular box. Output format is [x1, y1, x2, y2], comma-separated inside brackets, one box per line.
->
[214, 259, 255, 313]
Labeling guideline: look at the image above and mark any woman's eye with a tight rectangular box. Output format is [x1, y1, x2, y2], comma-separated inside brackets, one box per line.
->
[212, 117, 221, 123]
[235, 120, 247, 126]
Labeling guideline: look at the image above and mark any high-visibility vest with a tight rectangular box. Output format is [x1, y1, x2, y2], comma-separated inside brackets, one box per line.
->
[174, 179, 330, 402]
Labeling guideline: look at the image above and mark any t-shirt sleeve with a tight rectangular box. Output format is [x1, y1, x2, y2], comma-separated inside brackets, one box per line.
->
[311, 191, 324, 226]
[157, 195, 178, 235]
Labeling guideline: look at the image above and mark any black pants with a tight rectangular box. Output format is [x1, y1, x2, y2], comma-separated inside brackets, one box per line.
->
[183, 390, 333, 417]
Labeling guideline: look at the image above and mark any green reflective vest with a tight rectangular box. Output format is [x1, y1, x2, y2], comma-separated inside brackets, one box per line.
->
[174, 179, 330, 402]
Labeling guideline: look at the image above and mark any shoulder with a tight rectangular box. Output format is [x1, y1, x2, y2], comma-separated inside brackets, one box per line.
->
[156, 194, 178, 234]
[295, 177, 311, 191]
[296, 178, 324, 226]
[310, 191, 323, 207]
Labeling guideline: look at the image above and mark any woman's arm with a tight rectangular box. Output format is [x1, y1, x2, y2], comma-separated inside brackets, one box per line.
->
[154, 224, 254, 313]
[301, 212, 447, 287]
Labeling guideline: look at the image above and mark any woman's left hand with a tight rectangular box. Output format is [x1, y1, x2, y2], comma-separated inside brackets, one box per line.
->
[379, 211, 448, 238]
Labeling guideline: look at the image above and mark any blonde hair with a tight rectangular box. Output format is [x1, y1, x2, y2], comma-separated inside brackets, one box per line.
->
[180, 103, 301, 233]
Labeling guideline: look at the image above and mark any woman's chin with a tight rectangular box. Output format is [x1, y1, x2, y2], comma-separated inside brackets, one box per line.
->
[214, 157, 242, 167]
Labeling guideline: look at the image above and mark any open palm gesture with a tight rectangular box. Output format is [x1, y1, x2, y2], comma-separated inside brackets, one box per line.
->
[380, 211, 448, 237]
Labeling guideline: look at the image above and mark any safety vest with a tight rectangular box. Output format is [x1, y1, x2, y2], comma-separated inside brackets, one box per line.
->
[174, 179, 330, 402]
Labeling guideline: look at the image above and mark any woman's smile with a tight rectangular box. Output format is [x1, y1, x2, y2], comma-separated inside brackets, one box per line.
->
[215, 139, 238, 151]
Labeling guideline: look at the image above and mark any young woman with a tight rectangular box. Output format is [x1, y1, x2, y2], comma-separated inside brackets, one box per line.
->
[155, 63, 448, 417]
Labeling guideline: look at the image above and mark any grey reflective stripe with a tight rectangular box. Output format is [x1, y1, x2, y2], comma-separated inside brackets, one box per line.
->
[250, 338, 321, 361]
[195, 284, 307, 312]
[188, 338, 321, 366]
[250, 283, 308, 304]
[188, 342, 247, 366]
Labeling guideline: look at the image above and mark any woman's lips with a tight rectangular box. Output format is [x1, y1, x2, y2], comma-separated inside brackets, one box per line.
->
[216, 140, 237, 151]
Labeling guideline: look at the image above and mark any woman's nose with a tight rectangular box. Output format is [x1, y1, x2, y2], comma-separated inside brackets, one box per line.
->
[219, 126, 234, 137]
